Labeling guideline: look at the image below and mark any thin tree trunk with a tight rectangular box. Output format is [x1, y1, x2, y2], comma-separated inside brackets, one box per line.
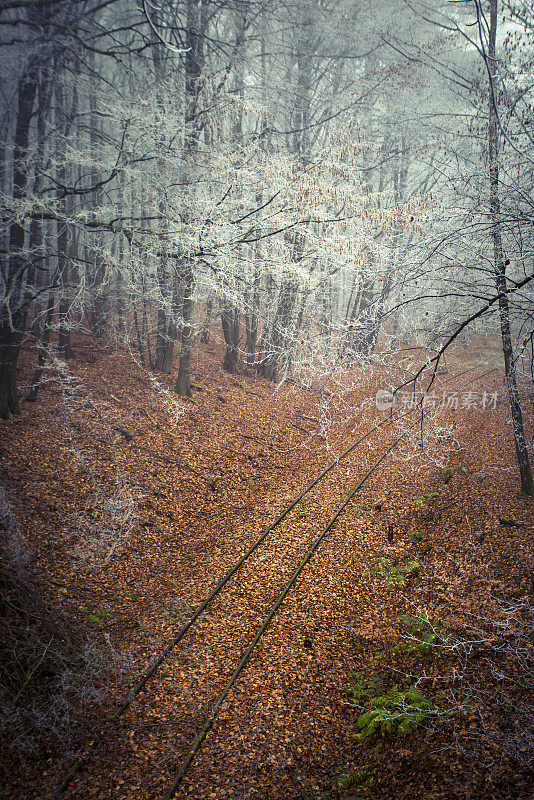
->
[155, 304, 171, 372]
[141, 292, 152, 369]
[56, 79, 77, 359]
[488, 0, 533, 496]
[201, 297, 213, 344]
[221, 306, 240, 373]
[245, 266, 259, 371]
[175, 0, 207, 396]
[26, 289, 55, 402]
[132, 302, 145, 366]
[259, 273, 298, 382]
[175, 263, 194, 396]
[88, 57, 107, 340]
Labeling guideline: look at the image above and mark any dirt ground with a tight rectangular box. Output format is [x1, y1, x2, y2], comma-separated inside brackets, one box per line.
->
[1, 337, 533, 800]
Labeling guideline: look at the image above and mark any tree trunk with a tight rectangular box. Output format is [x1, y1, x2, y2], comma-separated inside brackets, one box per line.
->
[155, 305, 171, 372]
[343, 274, 374, 361]
[0, 326, 23, 420]
[221, 306, 240, 373]
[56, 80, 77, 360]
[245, 271, 259, 371]
[259, 273, 298, 382]
[155, 267, 180, 373]
[364, 275, 392, 357]
[174, 0, 207, 395]
[488, 0, 533, 496]
[132, 301, 145, 366]
[0, 61, 39, 419]
[175, 263, 194, 396]
[201, 297, 213, 344]
[26, 289, 55, 402]
[88, 57, 107, 341]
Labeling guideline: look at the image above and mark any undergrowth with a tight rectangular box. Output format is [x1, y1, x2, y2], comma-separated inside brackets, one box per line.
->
[0, 488, 129, 788]
[361, 557, 420, 589]
[351, 683, 439, 739]
[344, 598, 534, 798]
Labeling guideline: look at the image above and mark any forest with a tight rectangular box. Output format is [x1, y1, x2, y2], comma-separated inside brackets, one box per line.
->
[0, 0, 533, 798]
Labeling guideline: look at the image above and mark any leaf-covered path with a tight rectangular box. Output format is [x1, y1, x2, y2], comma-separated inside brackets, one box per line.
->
[1, 342, 532, 800]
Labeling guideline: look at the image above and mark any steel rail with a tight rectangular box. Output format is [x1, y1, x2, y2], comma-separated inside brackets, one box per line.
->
[51, 408, 412, 798]
[161, 420, 418, 799]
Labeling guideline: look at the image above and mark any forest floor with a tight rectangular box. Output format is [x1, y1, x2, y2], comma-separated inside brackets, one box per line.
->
[1, 336, 533, 800]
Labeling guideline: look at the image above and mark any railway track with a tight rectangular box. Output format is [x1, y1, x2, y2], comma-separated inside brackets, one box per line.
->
[52, 408, 417, 800]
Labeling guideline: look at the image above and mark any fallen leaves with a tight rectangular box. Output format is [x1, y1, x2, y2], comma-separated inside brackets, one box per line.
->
[0, 340, 533, 800]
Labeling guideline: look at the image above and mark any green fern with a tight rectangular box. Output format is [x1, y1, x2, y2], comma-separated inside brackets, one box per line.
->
[339, 767, 374, 790]
[370, 557, 420, 589]
[348, 672, 384, 703]
[355, 684, 437, 740]
[414, 491, 440, 503]
[396, 612, 448, 654]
